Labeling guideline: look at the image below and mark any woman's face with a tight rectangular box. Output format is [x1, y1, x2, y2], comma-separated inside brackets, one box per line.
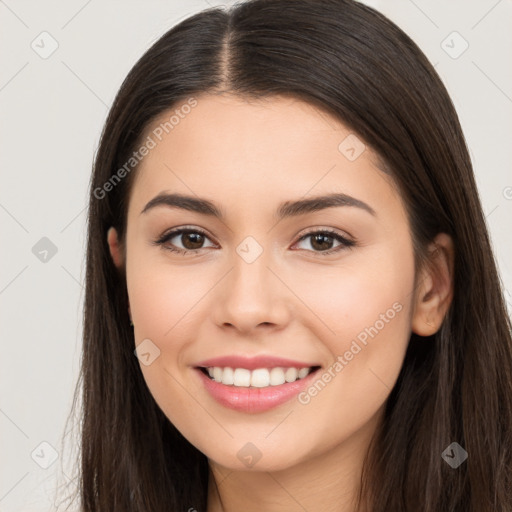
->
[113, 93, 419, 472]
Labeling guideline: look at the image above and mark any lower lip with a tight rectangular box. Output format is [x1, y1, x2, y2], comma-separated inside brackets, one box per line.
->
[194, 367, 320, 413]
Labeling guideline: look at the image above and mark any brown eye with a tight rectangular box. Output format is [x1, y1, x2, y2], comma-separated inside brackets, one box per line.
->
[310, 233, 335, 251]
[293, 229, 355, 255]
[153, 227, 216, 255]
[178, 231, 206, 250]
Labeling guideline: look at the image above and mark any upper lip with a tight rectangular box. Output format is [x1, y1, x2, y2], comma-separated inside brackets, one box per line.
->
[194, 355, 321, 371]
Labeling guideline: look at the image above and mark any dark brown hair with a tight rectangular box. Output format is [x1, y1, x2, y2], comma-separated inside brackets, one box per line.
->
[62, 0, 512, 510]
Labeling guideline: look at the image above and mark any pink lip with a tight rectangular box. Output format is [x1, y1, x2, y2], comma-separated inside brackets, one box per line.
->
[195, 355, 319, 371]
[194, 366, 321, 414]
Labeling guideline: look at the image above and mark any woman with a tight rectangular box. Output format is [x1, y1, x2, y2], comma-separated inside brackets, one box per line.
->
[66, 0, 512, 510]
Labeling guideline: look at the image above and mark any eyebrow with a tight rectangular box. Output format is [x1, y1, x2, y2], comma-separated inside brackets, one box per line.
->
[140, 192, 376, 219]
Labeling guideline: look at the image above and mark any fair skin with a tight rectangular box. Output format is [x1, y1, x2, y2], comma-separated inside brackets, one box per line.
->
[107, 93, 453, 512]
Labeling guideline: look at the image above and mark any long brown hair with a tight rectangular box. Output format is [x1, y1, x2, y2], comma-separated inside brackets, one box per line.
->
[62, 0, 512, 510]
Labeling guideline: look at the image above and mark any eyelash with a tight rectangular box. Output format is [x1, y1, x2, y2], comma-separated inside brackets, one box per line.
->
[152, 226, 356, 257]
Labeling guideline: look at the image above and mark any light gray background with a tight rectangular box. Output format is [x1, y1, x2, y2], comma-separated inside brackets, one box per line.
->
[1, 0, 511, 510]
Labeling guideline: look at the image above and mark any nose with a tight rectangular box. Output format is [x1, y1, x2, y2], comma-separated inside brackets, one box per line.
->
[212, 246, 292, 335]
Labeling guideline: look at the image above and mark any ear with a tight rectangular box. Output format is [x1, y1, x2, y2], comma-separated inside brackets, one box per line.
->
[411, 233, 454, 336]
[107, 227, 124, 270]
[107, 227, 132, 321]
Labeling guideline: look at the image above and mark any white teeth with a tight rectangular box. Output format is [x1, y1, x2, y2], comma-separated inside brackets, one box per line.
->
[298, 367, 309, 379]
[284, 367, 298, 382]
[221, 367, 234, 385]
[233, 368, 251, 387]
[269, 367, 286, 386]
[203, 366, 315, 387]
[250, 368, 269, 388]
[213, 367, 223, 383]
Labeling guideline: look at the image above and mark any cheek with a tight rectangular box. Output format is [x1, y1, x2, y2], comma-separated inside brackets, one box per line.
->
[288, 245, 415, 408]
[126, 254, 216, 409]
[286, 246, 414, 347]
[126, 261, 208, 435]
[127, 255, 211, 340]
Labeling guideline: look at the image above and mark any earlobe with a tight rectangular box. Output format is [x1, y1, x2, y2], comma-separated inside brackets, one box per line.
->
[107, 227, 124, 270]
[411, 233, 454, 336]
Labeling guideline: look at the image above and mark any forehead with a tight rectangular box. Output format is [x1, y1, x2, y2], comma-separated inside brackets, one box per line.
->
[129, 93, 400, 220]
[139, 93, 379, 168]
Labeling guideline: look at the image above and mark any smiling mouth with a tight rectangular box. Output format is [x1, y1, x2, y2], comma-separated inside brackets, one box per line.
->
[197, 365, 322, 388]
